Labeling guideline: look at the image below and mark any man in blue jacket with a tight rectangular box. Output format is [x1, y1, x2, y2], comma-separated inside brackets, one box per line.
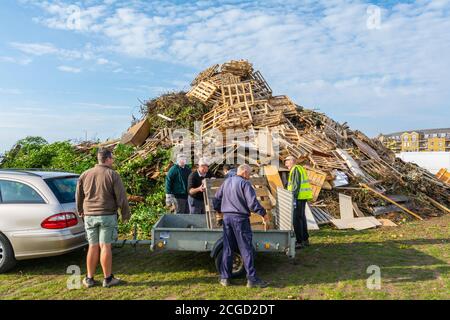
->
[165, 154, 191, 214]
[213, 164, 269, 288]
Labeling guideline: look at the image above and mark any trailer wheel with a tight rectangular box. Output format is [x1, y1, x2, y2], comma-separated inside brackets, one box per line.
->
[0, 233, 16, 274]
[214, 249, 246, 278]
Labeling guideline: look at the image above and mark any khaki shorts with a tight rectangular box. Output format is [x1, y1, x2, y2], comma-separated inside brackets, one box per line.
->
[84, 215, 118, 245]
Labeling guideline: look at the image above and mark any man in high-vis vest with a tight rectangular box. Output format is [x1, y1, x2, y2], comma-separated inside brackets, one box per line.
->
[285, 156, 313, 249]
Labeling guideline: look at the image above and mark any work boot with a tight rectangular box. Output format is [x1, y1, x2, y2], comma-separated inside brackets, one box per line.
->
[82, 276, 95, 288]
[295, 242, 304, 250]
[247, 279, 269, 288]
[219, 278, 231, 287]
[103, 274, 121, 288]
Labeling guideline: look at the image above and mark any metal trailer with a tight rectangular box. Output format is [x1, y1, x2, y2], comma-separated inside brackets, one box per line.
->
[148, 188, 297, 277]
[149, 214, 296, 277]
[113, 188, 296, 277]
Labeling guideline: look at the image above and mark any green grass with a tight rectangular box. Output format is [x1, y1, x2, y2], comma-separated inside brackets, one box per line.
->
[0, 215, 449, 300]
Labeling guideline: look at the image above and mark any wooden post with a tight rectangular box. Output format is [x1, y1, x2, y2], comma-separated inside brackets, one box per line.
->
[360, 183, 423, 220]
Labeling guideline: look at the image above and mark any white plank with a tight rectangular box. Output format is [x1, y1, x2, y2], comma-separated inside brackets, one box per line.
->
[339, 193, 354, 220]
[305, 203, 319, 230]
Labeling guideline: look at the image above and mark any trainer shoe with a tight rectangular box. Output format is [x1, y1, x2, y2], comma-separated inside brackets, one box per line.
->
[103, 274, 121, 288]
[219, 278, 231, 287]
[82, 276, 95, 288]
[247, 279, 269, 288]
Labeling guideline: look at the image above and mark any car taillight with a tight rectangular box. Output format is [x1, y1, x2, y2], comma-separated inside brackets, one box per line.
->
[41, 212, 79, 229]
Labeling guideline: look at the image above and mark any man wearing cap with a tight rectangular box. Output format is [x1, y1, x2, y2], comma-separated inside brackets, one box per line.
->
[187, 157, 211, 214]
[165, 154, 191, 214]
[213, 164, 269, 288]
[284, 156, 313, 249]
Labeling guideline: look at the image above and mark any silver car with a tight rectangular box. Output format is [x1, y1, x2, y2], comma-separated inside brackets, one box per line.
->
[0, 169, 87, 273]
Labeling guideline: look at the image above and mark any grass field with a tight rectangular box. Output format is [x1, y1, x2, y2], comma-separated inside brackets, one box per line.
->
[0, 214, 448, 300]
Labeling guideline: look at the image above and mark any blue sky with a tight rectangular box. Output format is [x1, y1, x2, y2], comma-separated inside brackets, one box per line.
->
[0, 0, 449, 153]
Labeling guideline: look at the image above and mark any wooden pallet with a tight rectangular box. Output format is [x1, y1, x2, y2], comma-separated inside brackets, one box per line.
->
[204, 177, 275, 230]
[251, 71, 272, 100]
[304, 167, 327, 202]
[221, 60, 253, 77]
[187, 80, 218, 103]
[191, 64, 219, 86]
[201, 102, 253, 134]
[269, 95, 297, 116]
[308, 153, 348, 171]
[221, 82, 255, 106]
[209, 72, 241, 87]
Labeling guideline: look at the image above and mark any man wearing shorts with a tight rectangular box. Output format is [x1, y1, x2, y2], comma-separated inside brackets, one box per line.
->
[76, 149, 130, 288]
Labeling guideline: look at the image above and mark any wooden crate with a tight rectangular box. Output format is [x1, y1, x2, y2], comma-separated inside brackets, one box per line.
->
[204, 177, 275, 230]
[304, 167, 327, 202]
[436, 168, 450, 184]
[191, 64, 219, 86]
[221, 60, 253, 77]
[269, 95, 297, 116]
[187, 80, 218, 103]
[221, 82, 255, 106]
[120, 118, 151, 147]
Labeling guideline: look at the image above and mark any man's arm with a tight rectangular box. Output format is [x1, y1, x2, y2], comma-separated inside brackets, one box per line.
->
[289, 167, 301, 199]
[75, 175, 84, 217]
[113, 173, 131, 222]
[188, 173, 203, 195]
[213, 183, 224, 212]
[243, 181, 266, 216]
[165, 166, 175, 194]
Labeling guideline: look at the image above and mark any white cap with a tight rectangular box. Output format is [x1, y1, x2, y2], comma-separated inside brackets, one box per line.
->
[198, 157, 209, 166]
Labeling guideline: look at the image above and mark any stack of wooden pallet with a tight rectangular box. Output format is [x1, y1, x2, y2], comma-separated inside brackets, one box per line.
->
[109, 59, 449, 230]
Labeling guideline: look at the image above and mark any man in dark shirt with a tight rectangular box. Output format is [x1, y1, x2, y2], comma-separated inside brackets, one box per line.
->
[165, 154, 191, 214]
[223, 164, 237, 179]
[213, 164, 269, 288]
[187, 157, 211, 214]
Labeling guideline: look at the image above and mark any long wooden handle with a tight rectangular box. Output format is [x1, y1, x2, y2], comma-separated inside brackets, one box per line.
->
[360, 183, 423, 221]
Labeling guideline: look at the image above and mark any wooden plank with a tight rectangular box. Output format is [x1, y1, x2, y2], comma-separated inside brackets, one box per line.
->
[352, 203, 365, 217]
[339, 193, 354, 220]
[263, 165, 283, 197]
[378, 218, 397, 227]
[361, 183, 423, 220]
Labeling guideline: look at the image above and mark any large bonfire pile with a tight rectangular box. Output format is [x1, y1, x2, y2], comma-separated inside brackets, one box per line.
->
[80, 59, 450, 228]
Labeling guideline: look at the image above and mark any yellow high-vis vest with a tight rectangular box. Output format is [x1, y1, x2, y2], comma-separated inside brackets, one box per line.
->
[287, 165, 313, 200]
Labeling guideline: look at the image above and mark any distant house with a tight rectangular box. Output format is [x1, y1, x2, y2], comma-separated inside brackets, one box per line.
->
[378, 128, 450, 153]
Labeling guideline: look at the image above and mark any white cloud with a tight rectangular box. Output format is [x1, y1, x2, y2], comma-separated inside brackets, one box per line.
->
[0, 88, 22, 95]
[58, 65, 81, 73]
[0, 56, 32, 65]
[14, 0, 450, 136]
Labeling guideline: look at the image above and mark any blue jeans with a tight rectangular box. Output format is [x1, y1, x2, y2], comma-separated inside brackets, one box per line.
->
[220, 214, 258, 282]
[188, 196, 205, 214]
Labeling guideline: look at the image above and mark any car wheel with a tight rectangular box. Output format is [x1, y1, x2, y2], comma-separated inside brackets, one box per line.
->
[214, 249, 246, 278]
[0, 233, 17, 274]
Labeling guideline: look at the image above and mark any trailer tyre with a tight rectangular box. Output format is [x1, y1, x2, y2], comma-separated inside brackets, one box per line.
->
[214, 249, 246, 278]
[0, 233, 16, 274]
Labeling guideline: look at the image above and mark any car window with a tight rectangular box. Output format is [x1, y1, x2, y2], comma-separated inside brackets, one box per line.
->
[0, 180, 46, 204]
[45, 176, 78, 204]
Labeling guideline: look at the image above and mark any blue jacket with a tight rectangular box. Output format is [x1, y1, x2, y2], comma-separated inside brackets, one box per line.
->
[224, 168, 237, 179]
[213, 175, 266, 216]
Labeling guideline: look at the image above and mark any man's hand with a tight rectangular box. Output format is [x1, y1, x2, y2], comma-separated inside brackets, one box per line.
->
[165, 194, 175, 206]
[78, 212, 85, 218]
[263, 214, 271, 223]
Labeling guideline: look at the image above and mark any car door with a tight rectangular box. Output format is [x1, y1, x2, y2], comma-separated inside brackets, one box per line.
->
[0, 178, 62, 233]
